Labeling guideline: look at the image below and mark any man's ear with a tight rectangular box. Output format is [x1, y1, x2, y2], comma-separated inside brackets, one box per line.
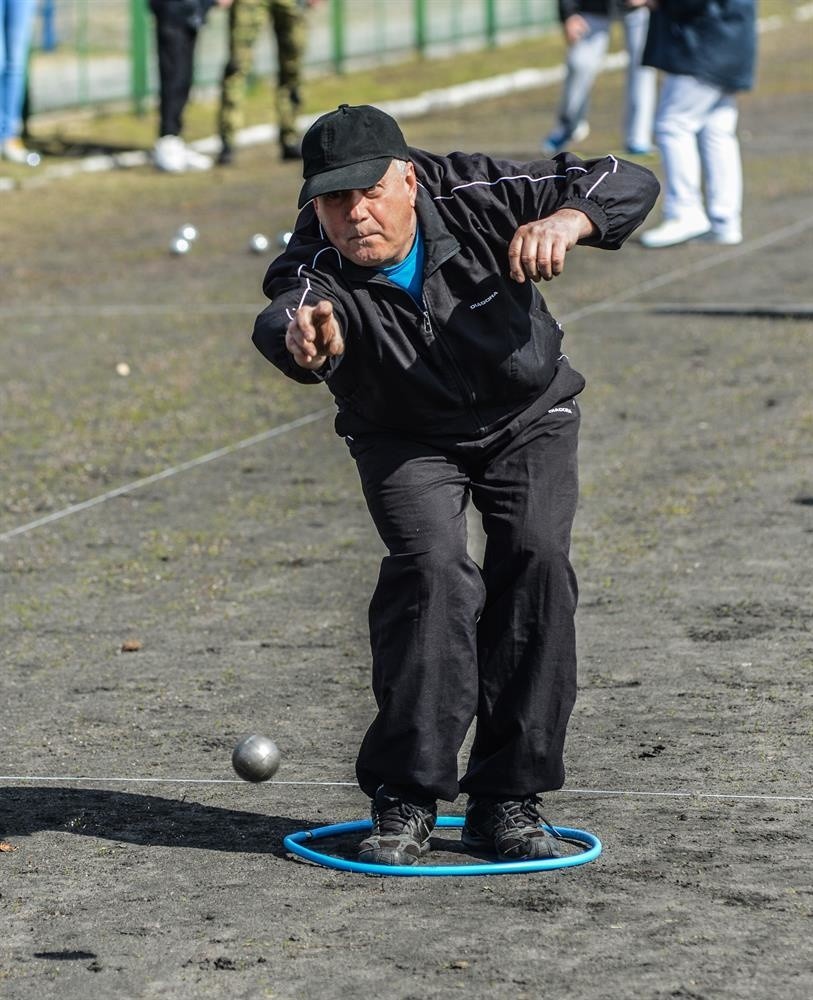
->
[312, 198, 321, 221]
[406, 162, 417, 206]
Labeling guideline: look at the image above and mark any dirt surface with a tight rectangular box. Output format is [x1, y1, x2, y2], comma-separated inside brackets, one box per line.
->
[1, 17, 812, 1000]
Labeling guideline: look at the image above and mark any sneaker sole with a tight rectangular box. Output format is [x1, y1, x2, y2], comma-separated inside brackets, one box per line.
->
[640, 227, 711, 248]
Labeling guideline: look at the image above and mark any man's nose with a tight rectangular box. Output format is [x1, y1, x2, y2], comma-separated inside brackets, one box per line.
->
[346, 192, 369, 221]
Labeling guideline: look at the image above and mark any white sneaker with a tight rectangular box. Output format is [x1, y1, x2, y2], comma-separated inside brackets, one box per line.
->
[541, 120, 590, 154]
[2, 137, 40, 166]
[698, 228, 743, 246]
[640, 214, 712, 249]
[154, 134, 187, 173]
[183, 146, 213, 172]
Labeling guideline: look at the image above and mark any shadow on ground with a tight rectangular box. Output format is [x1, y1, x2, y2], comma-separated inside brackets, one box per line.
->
[0, 786, 307, 857]
[27, 137, 148, 159]
[0, 788, 587, 867]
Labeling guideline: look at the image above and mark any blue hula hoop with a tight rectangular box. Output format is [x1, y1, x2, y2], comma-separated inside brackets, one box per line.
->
[283, 815, 601, 877]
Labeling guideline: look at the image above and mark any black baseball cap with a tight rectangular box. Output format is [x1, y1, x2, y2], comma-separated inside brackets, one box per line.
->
[297, 104, 409, 208]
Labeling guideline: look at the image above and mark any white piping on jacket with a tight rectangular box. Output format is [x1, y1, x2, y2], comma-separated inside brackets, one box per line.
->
[285, 155, 620, 317]
[426, 164, 589, 202]
[285, 246, 343, 320]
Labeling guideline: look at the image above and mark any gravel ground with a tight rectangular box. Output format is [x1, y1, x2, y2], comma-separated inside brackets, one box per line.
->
[1, 17, 811, 1000]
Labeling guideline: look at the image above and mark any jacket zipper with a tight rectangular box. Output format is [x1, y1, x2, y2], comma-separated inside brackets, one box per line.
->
[420, 292, 486, 434]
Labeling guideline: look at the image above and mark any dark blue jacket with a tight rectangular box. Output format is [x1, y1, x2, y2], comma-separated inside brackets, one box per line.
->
[642, 0, 756, 93]
[558, 1, 625, 20]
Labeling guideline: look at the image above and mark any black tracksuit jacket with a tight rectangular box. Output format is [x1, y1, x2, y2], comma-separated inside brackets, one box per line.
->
[252, 147, 659, 439]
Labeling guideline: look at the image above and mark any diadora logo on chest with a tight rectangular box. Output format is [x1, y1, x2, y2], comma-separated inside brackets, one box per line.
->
[469, 291, 499, 310]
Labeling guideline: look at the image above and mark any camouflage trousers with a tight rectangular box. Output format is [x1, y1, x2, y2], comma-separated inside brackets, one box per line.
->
[218, 0, 307, 148]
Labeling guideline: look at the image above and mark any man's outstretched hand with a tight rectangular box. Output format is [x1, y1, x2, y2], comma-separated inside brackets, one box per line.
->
[508, 208, 597, 283]
[285, 300, 345, 370]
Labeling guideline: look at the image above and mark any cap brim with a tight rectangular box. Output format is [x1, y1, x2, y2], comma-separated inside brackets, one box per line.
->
[297, 156, 393, 209]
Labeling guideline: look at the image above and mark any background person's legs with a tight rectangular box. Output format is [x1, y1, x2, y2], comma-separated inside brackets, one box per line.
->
[271, 0, 307, 158]
[543, 13, 609, 153]
[641, 74, 724, 246]
[622, 6, 656, 154]
[0, 0, 37, 158]
[654, 74, 712, 223]
[218, 0, 266, 160]
[698, 94, 743, 243]
[154, 11, 196, 139]
[152, 7, 210, 172]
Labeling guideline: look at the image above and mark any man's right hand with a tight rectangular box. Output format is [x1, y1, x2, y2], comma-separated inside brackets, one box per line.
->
[285, 300, 345, 370]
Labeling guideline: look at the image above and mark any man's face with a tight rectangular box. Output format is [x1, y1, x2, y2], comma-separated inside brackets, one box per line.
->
[313, 160, 418, 268]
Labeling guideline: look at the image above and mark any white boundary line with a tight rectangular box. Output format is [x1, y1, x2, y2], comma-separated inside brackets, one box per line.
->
[0, 407, 334, 543]
[0, 776, 355, 786]
[565, 787, 813, 804]
[560, 216, 813, 325]
[0, 303, 261, 318]
[1, 775, 810, 802]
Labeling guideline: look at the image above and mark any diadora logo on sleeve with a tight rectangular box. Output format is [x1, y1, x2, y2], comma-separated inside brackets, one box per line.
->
[470, 291, 499, 310]
[548, 398, 577, 416]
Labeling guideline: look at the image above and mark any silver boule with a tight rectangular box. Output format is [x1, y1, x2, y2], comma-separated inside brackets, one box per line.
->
[249, 233, 270, 254]
[232, 734, 281, 783]
[277, 230, 293, 248]
[170, 236, 190, 255]
[177, 223, 198, 242]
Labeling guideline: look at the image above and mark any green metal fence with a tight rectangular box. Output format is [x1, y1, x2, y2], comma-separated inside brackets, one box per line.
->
[28, 0, 558, 117]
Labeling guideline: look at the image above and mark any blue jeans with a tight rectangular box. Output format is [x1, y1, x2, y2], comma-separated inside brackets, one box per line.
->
[554, 8, 656, 151]
[0, 0, 37, 141]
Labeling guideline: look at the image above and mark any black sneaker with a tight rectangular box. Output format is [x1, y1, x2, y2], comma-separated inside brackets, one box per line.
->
[461, 795, 562, 860]
[358, 786, 437, 866]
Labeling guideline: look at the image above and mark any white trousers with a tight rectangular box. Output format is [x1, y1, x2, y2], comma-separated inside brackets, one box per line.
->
[555, 8, 656, 151]
[655, 73, 743, 236]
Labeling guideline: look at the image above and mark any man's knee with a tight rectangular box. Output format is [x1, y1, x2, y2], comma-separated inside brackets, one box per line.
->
[376, 536, 485, 610]
[522, 533, 573, 574]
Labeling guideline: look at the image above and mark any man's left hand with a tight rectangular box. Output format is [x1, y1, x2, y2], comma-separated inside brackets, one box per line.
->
[508, 209, 597, 283]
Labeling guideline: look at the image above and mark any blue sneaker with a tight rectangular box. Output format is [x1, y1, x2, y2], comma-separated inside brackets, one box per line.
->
[542, 120, 590, 154]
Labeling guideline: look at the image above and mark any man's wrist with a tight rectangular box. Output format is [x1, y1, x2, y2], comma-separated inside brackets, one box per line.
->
[297, 354, 328, 371]
[552, 207, 596, 239]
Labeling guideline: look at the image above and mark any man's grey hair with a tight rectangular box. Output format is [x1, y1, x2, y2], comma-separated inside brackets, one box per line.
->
[393, 158, 409, 175]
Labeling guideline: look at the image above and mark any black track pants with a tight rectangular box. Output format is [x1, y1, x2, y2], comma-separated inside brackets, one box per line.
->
[154, 13, 198, 137]
[345, 386, 581, 804]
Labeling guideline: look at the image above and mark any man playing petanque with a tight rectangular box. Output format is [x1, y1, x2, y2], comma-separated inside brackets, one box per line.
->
[253, 104, 659, 865]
